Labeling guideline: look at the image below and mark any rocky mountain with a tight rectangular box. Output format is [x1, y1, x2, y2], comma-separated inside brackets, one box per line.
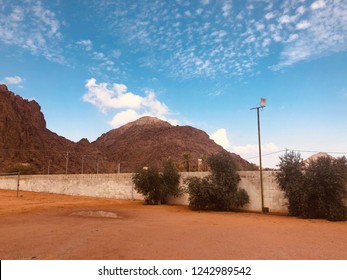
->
[93, 116, 250, 172]
[0, 84, 252, 174]
[304, 152, 335, 166]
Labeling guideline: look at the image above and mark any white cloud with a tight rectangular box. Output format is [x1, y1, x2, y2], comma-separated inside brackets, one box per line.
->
[84, 78, 175, 128]
[83, 78, 143, 113]
[210, 128, 230, 150]
[296, 20, 310, 30]
[265, 12, 275, 20]
[311, 0, 326, 10]
[3, 76, 24, 85]
[279, 15, 292, 24]
[10, 6, 24, 21]
[90, 0, 347, 78]
[76, 40, 93, 51]
[0, 1, 64, 63]
[287, 33, 299, 42]
[296, 6, 306, 15]
[273, 0, 347, 70]
[231, 142, 279, 155]
[222, 1, 232, 18]
[142, 90, 169, 116]
[109, 109, 140, 127]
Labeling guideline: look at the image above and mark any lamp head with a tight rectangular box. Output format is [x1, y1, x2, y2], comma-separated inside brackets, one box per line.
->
[260, 98, 266, 108]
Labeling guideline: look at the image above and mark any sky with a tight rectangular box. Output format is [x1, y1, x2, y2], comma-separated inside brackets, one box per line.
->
[1, 0, 347, 168]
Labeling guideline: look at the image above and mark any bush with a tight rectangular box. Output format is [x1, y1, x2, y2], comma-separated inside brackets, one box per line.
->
[185, 176, 215, 210]
[161, 159, 182, 201]
[132, 160, 182, 205]
[302, 156, 346, 220]
[276, 151, 305, 216]
[276, 151, 347, 221]
[186, 152, 249, 211]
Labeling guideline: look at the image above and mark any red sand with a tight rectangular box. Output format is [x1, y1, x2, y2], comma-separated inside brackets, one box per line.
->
[0, 189, 346, 260]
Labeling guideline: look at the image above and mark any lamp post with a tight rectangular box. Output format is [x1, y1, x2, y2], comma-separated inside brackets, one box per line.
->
[250, 98, 267, 213]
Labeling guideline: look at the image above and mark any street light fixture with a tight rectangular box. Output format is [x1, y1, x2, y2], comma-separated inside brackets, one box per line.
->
[250, 98, 268, 213]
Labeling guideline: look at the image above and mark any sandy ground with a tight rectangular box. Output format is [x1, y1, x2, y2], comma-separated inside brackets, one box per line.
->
[0, 189, 346, 260]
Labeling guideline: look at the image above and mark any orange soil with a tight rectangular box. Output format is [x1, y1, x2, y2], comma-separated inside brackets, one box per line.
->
[0, 189, 346, 260]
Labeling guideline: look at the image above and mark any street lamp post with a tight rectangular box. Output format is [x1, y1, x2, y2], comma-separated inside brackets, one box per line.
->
[251, 98, 267, 213]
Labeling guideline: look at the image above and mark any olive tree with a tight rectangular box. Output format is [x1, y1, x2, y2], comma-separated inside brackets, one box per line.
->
[276, 151, 346, 221]
[132, 160, 182, 205]
[186, 152, 249, 211]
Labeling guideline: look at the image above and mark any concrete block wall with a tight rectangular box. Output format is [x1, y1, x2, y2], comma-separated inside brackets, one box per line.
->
[0, 174, 144, 200]
[0, 171, 288, 213]
[169, 171, 288, 213]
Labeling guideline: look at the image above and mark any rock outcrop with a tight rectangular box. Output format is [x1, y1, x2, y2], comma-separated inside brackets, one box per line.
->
[0, 85, 252, 173]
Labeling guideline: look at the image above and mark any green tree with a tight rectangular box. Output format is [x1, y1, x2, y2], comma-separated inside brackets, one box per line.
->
[186, 152, 249, 211]
[132, 166, 162, 205]
[276, 151, 347, 221]
[132, 160, 182, 205]
[276, 151, 305, 216]
[161, 159, 181, 202]
[302, 156, 346, 220]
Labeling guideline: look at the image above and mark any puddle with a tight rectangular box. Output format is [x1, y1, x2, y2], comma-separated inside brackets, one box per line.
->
[70, 210, 120, 219]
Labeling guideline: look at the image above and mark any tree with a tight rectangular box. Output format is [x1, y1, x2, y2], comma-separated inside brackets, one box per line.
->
[276, 151, 305, 216]
[276, 151, 347, 221]
[186, 152, 249, 211]
[132, 166, 162, 205]
[302, 156, 346, 220]
[132, 160, 182, 205]
[161, 159, 182, 203]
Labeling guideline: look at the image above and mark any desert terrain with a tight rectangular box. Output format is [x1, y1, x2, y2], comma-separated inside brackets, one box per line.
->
[0, 189, 346, 260]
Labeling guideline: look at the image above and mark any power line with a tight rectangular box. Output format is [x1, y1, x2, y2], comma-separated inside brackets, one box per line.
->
[244, 149, 347, 160]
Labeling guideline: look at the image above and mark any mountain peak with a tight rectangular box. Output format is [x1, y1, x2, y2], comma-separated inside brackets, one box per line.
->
[128, 116, 172, 127]
[0, 84, 9, 92]
[1, 88, 252, 173]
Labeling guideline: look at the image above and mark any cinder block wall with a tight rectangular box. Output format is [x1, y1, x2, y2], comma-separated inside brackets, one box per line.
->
[0, 174, 144, 200]
[169, 171, 288, 213]
[0, 171, 288, 213]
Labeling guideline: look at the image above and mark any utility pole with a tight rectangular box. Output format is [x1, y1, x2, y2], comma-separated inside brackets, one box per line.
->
[65, 152, 69, 174]
[47, 160, 51, 175]
[81, 155, 84, 174]
[251, 98, 267, 213]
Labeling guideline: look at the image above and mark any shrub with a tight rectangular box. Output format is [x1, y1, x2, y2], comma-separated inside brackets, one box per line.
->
[185, 176, 215, 210]
[276, 151, 305, 216]
[302, 156, 346, 221]
[186, 152, 249, 211]
[132, 160, 182, 205]
[132, 166, 162, 205]
[161, 159, 182, 203]
[276, 151, 347, 221]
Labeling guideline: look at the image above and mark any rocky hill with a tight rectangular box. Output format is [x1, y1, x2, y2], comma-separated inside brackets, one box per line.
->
[0, 84, 101, 174]
[0, 84, 251, 174]
[93, 116, 250, 172]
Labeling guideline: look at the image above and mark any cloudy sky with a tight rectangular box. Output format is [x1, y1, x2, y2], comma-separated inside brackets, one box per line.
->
[1, 0, 347, 168]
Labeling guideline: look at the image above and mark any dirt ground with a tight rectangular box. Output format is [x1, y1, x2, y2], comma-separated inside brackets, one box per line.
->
[0, 189, 346, 260]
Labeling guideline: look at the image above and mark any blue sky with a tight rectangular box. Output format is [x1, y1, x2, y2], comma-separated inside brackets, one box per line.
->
[1, 0, 347, 168]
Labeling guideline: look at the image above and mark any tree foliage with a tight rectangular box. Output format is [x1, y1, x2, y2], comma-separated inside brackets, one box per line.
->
[276, 151, 347, 221]
[132, 160, 182, 205]
[276, 151, 305, 216]
[186, 152, 249, 211]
